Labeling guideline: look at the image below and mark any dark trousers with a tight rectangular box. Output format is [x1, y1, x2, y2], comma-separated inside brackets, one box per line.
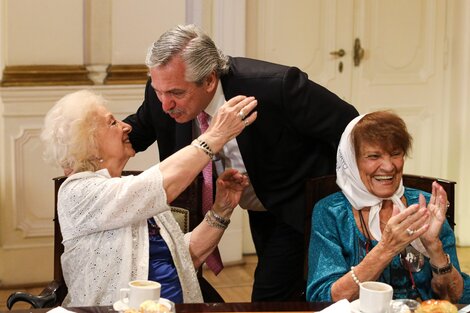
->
[248, 210, 305, 302]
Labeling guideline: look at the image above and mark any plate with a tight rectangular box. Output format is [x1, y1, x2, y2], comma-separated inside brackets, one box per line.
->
[113, 298, 174, 313]
[350, 299, 361, 313]
[113, 300, 130, 312]
[351, 299, 418, 313]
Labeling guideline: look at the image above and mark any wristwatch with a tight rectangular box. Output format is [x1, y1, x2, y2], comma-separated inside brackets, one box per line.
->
[430, 253, 452, 275]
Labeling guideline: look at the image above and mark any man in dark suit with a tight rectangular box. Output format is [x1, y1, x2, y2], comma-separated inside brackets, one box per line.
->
[124, 24, 359, 301]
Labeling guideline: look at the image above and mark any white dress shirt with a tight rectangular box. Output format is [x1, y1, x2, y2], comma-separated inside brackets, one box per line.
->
[197, 81, 266, 211]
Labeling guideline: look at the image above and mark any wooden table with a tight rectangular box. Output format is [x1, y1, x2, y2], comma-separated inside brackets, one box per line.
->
[1, 302, 329, 313]
[3, 301, 469, 313]
[175, 302, 329, 312]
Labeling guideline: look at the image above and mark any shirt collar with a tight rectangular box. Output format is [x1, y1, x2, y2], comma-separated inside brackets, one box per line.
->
[203, 80, 225, 118]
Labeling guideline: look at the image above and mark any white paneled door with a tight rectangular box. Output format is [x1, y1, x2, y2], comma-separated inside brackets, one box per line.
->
[250, 0, 448, 177]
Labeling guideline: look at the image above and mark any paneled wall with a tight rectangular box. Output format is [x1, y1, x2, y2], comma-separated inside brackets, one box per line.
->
[0, 85, 156, 285]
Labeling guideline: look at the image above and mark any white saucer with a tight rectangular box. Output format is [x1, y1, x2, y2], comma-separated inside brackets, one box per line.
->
[351, 299, 416, 313]
[113, 300, 130, 312]
[350, 299, 361, 313]
[113, 298, 173, 313]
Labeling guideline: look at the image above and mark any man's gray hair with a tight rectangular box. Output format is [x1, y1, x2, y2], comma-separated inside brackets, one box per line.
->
[146, 24, 230, 85]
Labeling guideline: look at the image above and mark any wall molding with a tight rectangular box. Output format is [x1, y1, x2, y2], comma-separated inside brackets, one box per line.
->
[104, 64, 148, 85]
[1, 65, 93, 86]
[1, 64, 149, 87]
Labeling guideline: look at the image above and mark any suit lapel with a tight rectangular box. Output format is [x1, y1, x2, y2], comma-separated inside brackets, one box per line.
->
[174, 121, 193, 151]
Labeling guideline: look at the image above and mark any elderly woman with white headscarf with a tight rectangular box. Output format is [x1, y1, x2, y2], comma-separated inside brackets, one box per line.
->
[306, 111, 470, 303]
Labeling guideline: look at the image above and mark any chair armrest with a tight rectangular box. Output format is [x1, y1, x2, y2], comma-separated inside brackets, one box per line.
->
[171, 206, 190, 233]
[7, 280, 63, 309]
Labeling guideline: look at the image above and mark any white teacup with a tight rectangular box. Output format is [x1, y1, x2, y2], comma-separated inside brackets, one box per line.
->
[120, 280, 161, 309]
[359, 281, 393, 313]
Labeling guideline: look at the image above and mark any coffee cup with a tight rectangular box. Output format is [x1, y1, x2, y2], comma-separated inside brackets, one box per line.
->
[359, 281, 393, 313]
[120, 280, 161, 309]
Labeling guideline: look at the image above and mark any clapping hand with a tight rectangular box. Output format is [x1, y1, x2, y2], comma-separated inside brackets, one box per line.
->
[420, 181, 448, 244]
[379, 203, 429, 256]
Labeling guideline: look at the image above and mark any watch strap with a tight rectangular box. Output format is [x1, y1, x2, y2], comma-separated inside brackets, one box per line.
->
[430, 253, 452, 275]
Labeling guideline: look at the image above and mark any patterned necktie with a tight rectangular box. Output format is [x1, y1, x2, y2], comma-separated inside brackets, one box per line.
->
[197, 111, 224, 275]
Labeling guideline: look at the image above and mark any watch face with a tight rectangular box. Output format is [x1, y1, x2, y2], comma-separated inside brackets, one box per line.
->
[400, 245, 424, 272]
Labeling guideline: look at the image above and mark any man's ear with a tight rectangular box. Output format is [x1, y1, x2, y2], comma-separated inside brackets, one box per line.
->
[204, 71, 218, 92]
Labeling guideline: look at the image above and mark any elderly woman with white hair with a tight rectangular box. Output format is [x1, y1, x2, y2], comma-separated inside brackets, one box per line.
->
[41, 89, 257, 306]
[306, 111, 470, 303]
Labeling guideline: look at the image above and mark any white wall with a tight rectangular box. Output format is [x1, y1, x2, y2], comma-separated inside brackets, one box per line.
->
[6, 0, 84, 65]
[447, 0, 470, 245]
[111, 0, 185, 64]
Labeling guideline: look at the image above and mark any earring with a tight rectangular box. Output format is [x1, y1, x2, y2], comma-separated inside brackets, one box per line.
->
[99, 159, 104, 163]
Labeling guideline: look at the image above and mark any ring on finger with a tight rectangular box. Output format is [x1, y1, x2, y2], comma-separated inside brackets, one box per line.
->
[237, 110, 245, 120]
[406, 228, 415, 236]
[243, 119, 249, 127]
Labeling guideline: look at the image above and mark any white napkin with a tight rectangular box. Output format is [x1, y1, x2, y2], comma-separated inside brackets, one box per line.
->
[47, 307, 75, 313]
[318, 299, 351, 313]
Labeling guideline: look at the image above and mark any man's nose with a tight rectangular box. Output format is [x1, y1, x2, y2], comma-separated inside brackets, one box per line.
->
[160, 94, 175, 113]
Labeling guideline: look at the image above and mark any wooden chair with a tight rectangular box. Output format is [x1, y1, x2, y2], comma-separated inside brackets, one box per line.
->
[302, 173, 457, 284]
[7, 171, 223, 309]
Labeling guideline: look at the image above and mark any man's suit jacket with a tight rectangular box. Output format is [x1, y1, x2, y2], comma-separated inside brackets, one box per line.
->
[125, 57, 359, 233]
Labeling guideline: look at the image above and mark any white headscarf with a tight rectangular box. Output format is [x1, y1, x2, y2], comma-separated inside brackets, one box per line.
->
[336, 114, 427, 255]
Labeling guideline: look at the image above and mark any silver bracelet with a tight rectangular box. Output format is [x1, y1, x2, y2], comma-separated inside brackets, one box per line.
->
[204, 211, 227, 229]
[351, 266, 361, 285]
[209, 209, 230, 227]
[191, 138, 214, 159]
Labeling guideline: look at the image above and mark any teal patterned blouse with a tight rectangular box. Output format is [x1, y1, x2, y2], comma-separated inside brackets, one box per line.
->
[306, 188, 470, 303]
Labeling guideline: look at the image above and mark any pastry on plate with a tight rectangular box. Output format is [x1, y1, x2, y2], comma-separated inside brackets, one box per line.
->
[415, 299, 457, 313]
[139, 300, 170, 313]
[122, 300, 170, 313]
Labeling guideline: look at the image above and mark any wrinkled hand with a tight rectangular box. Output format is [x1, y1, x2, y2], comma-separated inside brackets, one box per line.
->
[420, 181, 448, 244]
[212, 168, 249, 219]
[205, 96, 258, 146]
[378, 203, 429, 256]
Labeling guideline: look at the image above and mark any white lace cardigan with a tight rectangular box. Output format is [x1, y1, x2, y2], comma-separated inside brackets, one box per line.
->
[59, 164, 203, 307]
